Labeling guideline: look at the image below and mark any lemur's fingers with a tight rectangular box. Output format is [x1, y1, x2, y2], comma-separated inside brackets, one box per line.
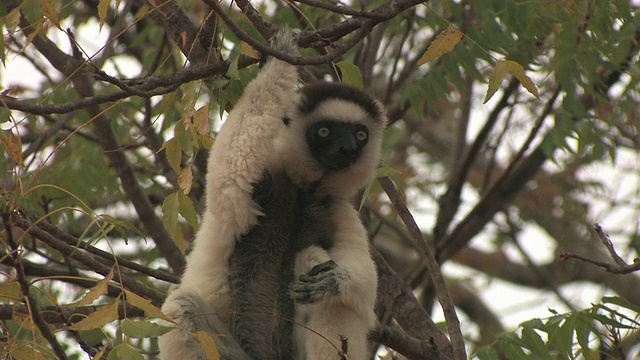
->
[305, 260, 337, 278]
[289, 262, 345, 304]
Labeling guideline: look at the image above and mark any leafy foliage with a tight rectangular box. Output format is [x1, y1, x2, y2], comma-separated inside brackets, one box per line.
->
[476, 296, 640, 360]
[0, 0, 639, 359]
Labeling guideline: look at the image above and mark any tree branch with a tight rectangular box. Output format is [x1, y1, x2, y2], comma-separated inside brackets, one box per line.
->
[35, 221, 179, 283]
[2, 214, 69, 360]
[13, 214, 166, 306]
[378, 177, 466, 360]
[433, 79, 519, 242]
[372, 249, 453, 359]
[371, 325, 451, 360]
[561, 224, 640, 274]
[0, 303, 145, 323]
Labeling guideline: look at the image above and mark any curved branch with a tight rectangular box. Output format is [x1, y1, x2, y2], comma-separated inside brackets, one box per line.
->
[0, 303, 145, 323]
[433, 79, 519, 242]
[233, 0, 276, 39]
[2, 214, 68, 360]
[378, 177, 466, 360]
[373, 249, 453, 358]
[292, 0, 389, 20]
[371, 325, 451, 360]
[35, 221, 179, 283]
[13, 214, 166, 306]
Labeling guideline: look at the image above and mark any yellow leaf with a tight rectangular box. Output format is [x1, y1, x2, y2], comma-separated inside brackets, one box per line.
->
[483, 60, 509, 104]
[13, 312, 39, 331]
[484, 60, 540, 104]
[419, 24, 463, 65]
[91, 345, 107, 360]
[194, 105, 211, 136]
[67, 301, 119, 331]
[26, 21, 44, 45]
[178, 166, 193, 194]
[124, 289, 170, 321]
[97, 0, 109, 28]
[0, 131, 23, 167]
[7, 342, 48, 360]
[505, 60, 540, 99]
[73, 268, 114, 306]
[41, 0, 60, 28]
[200, 134, 215, 149]
[195, 331, 221, 360]
[163, 138, 182, 172]
[0, 279, 21, 300]
[240, 42, 260, 60]
[5, 7, 22, 30]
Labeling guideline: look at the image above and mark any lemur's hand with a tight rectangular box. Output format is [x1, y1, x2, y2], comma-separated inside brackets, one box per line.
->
[288, 260, 347, 304]
[260, 28, 300, 67]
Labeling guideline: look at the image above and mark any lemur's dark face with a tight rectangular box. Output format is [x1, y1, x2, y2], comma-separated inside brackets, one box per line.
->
[306, 120, 369, 171]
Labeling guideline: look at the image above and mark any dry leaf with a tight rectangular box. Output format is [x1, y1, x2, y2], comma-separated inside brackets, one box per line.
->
[419, 24, 463, 65]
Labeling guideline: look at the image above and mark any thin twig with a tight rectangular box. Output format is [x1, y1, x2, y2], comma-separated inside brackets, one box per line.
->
[378, 177, 467, 360]
[560, 224, 640, 274]
[36, 221, 180, 284]
[13, 214, 166, 305]
[595, 223, 629, 267]
[233, 0, 277, 39]
[0, 303, 145, 323]
[2, 213, 69, 360]
[292, 0, 388, 19]
[433, 79, 519, 242]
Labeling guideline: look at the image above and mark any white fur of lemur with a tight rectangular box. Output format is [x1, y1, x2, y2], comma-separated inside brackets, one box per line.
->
[159, 29, 386, 360]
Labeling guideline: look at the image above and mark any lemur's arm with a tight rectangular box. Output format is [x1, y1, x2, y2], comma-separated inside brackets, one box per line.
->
[159, 30, 300, 360]
[203, 29, 300, 239]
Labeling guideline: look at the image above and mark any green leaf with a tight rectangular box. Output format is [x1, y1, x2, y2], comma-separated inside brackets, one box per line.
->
[548, 316, 574, 355]
[20, 0, 43, 25]
[520, 318, 546, 331]
[112, 343, 145, 360]
[163, 138, 182, 172]
[475, 347, 499, 360]
[227, 56, 240, 80]
[210, 76, 230, 89]
[162, 192, 180, 237]
[336, 61, 363, 89]
[178, 191, 199, 231]
[175, 120, 194, 157]
[120, 319, 173, 338]
[484, 60, 508, 104]
[521, 327, 552, 359]
[589, 313, 634, 329]
[499, 337, 529, 360]
[602, 296, 640, 313]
